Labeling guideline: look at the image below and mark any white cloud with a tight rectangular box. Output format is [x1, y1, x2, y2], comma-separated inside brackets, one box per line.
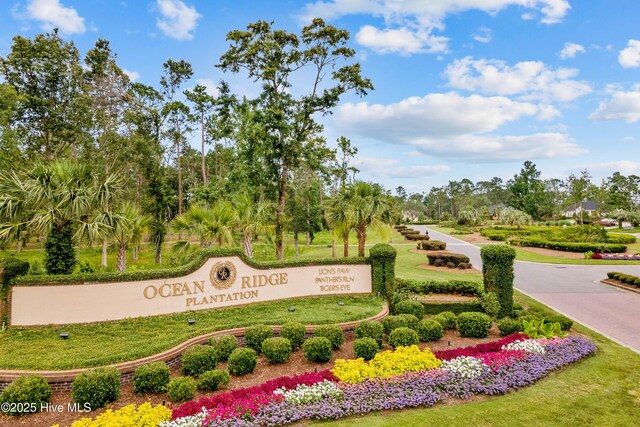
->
[122, 68, 140, 82]
[334, 92, 584, 162]
[156, 0, 201, 41]
[352, 157, 450, 178]
[590, 89, 640, 123]
[619, 40, 640, 68]
[560, 42, 585, 59]
[580, 161, 640, 176]
[473, 26, 492, 43]
[356, 25, 448, 55]
[22, 0, 85, 35]
[195, 78, 219, 97]
[444, 56, 592, 102]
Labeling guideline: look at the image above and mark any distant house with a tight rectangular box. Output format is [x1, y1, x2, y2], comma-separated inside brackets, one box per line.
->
[562, 200, 600, 218]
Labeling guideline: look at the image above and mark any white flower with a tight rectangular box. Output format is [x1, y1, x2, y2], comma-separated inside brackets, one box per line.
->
[502, 339, 546, 354]
[440, 356, 487, 379]
[160, 408, 207, 427]
[274, 380, 342, 404]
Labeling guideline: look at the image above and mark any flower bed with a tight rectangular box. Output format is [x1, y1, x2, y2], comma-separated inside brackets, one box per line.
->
[594, 253, 640, 260]
[166, 334, 596, 427]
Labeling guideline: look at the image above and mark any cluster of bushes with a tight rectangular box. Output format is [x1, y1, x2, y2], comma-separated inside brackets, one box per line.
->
[508, 237, 626, 253]
[417, 240, 446, 251]
[395, 225, 430, 241]
[395, 278, 483, 296]
[426, 252, 472, 269]
[607, 272, 640, 288]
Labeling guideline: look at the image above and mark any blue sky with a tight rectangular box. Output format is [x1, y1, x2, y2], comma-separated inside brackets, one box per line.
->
[2, 0, 640, 193]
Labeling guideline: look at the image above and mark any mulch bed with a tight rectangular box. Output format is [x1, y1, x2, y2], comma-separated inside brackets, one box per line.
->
[600, 279, 640, 294]
[0, 330, 506, 427]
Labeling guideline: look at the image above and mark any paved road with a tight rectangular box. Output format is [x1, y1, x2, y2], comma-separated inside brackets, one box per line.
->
[413, 226, 640, 353]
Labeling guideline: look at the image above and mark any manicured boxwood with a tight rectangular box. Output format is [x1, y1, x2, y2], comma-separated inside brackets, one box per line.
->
[426, 252, 470, 267]
[510, 237, 626, 253]
[405, 233, 429, 241]
[417, 319, 443, 342]
[497, 317, 523, 335]
[209, 334, 239, 362]
[0, 257, 30, 286]
[353, 337, 379, 361]
[481, 244, 516, 318]
[417, 240, 446, 251]
[244, 324, 274, 354]
[227, 348, 257, 376]
[280, 322, 306, 350]
[606, 234, 636, 244]
[71, 367, 120, 409]
[382, 314, 420, 334]
[314, 325, 344, 350]
[303, 337, 333, 363]
[457, 312, 492, 338]
[181, 344, 218, 376]
[422, 301, 484, 315]
[354, 320, 384, 346]
[395, 278, 483, 297]
[197, 369, 230, 391]
[132, 362, 170, 394]
[370, 244, 397, 301]
[388, 327, 420, 348]
[608, 271, 640, 288]
[0, 375, 51, 416]
[262, 337, 292, 364]
[167, 376, 196, 402]
[393, 299, 426, 319]
[431, 311, 457, 330]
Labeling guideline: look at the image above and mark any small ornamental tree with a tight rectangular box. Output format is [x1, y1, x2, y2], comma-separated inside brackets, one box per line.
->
[481, 245, 516, 318]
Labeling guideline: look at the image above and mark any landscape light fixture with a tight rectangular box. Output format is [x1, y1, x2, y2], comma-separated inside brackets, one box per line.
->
[60, 332, 70, 339]
[288, 307, 295, 312]
[187, 319, 196, 326]
[338, 302, 345, 306]
[448, 340, 451, 347]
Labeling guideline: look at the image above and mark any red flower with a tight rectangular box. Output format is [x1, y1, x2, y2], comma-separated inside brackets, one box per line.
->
[433, 334, 528, 361]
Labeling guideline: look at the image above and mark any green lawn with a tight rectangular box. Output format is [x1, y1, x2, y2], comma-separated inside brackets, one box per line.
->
[514, 247, 640, 265]
[318, 291, 640, 426]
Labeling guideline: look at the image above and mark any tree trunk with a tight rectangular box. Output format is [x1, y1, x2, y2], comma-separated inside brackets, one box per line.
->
[306, 231, 311, 246]
[16, 240, 22, 253]
[275, 164, 289, 260]
[294, 232, 299, 258]
[133, 244, 139, 262]
[342, 230, 349, 258]
[101, 240, 108, 268]
[331, 237, 336, 258]
[357, 225, 366, 257]
[177, 136, 183, 216]
[116, 245, 126, 272]
[242, 233, 253, 258]
[201, 113, 207, 184]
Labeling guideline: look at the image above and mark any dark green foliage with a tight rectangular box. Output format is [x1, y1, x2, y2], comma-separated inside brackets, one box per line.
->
[388, 327, 419, 348]
[497, 317, 523, 335]
[426, 252, 470, 267]
[369, 244, 396, 301]
[607, 271, 640, 288]
[353, 337, 379, 360]
[0, 375, 51, 416]
[209, 334, 239, 362]
[181, 344, 218, 376]
[132, 362, 170, 394]
[227, 348, 257, 375]
[422, 301, 484, 315]
[395, 278, 483, 296]
[314, 324, 344, 350]
[417, 319, 443, 342]
[481, 292, 501, 319]
[167, 376, 196, 402]
[457, 312, 492, 338]
[280, 322, 306, 350]
[510, 237, 626, 253]
[606, 234, 636, 244]
[544, 314, 573, 331]
[481, 245, 516, 318]
[354, 320, 384, 346]
[393, 299, 426, 318]
[417, 240, 446, 250]
[303, 337, 333, 363]
[0, 257, 30, 286]
[44, 223, 76, 274]
[78, 261, 95, 273]
[431, 311, 457, 330]
[261, 337, 292, 363]
[197, 369, 230, 391]
[382, 314, 419, 334]
[71, 367, 120, 409]
[244, 324, 274, 354]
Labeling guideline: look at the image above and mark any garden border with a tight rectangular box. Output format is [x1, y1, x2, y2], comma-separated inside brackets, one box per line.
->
[0, 304, 389, 392]
[600, 279, 640, 295]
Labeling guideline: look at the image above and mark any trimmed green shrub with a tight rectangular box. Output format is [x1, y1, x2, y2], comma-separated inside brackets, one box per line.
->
[353, 337, 379, 360]
[481, 292, 501, 319]
[431, 311, 457, 330]
[244, 324, 274, 354]
[44, 223, 76, 274]
[280, 322, 306, 350]
[303, 337, 333, 363]
[395, 278, 483, 296]
[0, 257, 30, 286]
[422, 301, 484, 315]
[370, 244, 397, 301]
[417, 319, 443, 342]
[417, 240, 446, 251]
[497, 317, 523, 335]
[132, 362, 170, 394]
[426, 252, 470, 267]
[167, 377, 196, 402]
[393, 299, 426, 319]
[227, 348, 257, 375]
[458, 312, 492, 338]
[481, 245, 516, 318]
[354, 320, 384, 346]
[382, 314, 419, 334]
[606, 234, 636, 244]
[0, 375, 51, 416]
[262, 337, 292, 363]
[388, 327, 420, 348]
[71, 367, 120, 409]
[544, 314, 573, 331]
[209, 334, 239, 362]
[181, 344, 218, 376]
[197, 369, 230, 391]
[510, 237, 626, 253]
[314, 325, 344, 350]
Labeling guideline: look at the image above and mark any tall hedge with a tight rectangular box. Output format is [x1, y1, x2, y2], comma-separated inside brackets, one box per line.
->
[369, 244, 396, 301]
[481, 245, 516, 318]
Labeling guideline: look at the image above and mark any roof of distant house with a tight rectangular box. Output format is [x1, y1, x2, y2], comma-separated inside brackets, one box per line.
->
[563, 200, 599, 212]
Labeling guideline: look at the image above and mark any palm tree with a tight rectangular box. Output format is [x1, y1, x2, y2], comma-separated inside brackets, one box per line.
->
[111, 203, 150, 272]
[326, 191, 354, 258]
[171, 201, 236, 253]
[349, 181, 393, 257]
[130, 211, 151, 262]
[233, 193, 271, 257]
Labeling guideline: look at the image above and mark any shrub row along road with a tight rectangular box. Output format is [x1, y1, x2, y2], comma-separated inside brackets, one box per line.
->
[418, 226, 640, 354]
